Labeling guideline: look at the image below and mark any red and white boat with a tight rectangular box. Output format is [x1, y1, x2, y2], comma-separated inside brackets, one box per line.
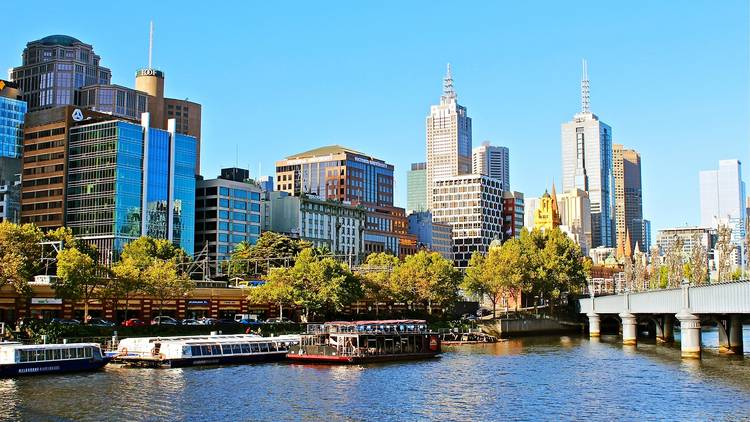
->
[287, 320, 441, 364]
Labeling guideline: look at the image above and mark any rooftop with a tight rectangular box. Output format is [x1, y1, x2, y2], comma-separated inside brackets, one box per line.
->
[285, 145, 367, 159]
[31, 35, 84, 47]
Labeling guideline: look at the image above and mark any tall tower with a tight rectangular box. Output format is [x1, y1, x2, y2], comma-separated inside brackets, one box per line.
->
[426, 64, 472, 209]
[561, 60, 615, 248]
[472, 141, 510, 190]
[135, 21, 166, 128]
[613, 144, 643, 251]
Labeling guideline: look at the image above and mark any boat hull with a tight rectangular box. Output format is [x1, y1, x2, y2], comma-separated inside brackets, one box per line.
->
[119, 352, 288, 368]
[286, 352, 440, 364]
[0, 357, 111, 377]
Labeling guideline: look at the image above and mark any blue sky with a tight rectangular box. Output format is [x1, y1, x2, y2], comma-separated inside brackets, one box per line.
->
[3, 1, 748, 233]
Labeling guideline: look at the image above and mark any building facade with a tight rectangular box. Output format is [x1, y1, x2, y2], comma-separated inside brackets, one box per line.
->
[557, 188, 592, 254]
[561, 61, 614, 248]
[656, 227, 717, 262]
[432, 174, 503, 268]
[472, 141, 509, 190]
[641, 219, 652, 252]
[10, 35, 112, 112]
[0, 81, 26, 223]
[426, 65, 472, 210]
[407, 162, 427, 214]
[195, 169, 262, 268]
[533, 186, 561, 231]
[502, 191, 524, 240]
[360, 203, 416, 259]
[699, 159, 746, 267]
[407, 211, 453, 259]
[613, 144, 643, 251]
[74, 84, 149, 121]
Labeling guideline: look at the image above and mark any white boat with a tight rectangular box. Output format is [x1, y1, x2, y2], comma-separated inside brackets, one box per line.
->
[0, 342, 111, 377]
[115, 334, 300, 367]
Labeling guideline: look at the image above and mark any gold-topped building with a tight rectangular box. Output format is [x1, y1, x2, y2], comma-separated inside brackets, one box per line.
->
[534, 184, 561, 231]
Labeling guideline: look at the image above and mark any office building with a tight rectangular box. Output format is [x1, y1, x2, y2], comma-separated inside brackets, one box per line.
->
[656, 227, 716, 261]
[557, 188, 592, 254]
[0, 81, 26, 223]
[613, 144, 643, 251]
[407, 211, 453, 259]
[74, 84, 149, 121]
[361, 203, 417, 259]
[426, 64, 472, 210]
[432, 174, 503, 268]
[502, 191, 525, 240]
[264, 191, 365, 259]
[641, 219, 652, 252]
[10, 35, 112, 111]
[561, 60, 614, 248]
[195, 169, 262, 267]
[699, 159, 746, 266]
[472, 141, 509, 190]
[63, 114, 196, 259]
[407, 162, 427, 214]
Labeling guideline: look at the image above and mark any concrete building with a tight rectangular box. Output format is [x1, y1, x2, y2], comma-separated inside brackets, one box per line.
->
[195, 168, 262, 268]
[9, 35, 111, 111]
[426, 64, 472, 210]
[65, 114, 196, 260]
[699, 159, 746, 267]
[407, 162, 427, 214]
[656, 227, 717, 262]
[502, 191, 524, 240]
[561, 60, 614, 248]
[613, 144, 643, 251]
[524, 197, 540, 229]
[407, 211, 453, 259]
[472, 141, 509, 190]
[432, 174, 503, 268]
[557, 188, 592, 254]
[0, 80, 26, 223]
[264, 191, 365, 259]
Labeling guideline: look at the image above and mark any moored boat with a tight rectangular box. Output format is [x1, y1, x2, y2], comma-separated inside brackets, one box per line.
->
[115, 334, 300, 367]
[0, 342, 111, 377]
[287, 320, 441, 364]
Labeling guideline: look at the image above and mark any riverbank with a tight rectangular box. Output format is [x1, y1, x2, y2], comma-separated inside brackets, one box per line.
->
[480, 317, 583, 338]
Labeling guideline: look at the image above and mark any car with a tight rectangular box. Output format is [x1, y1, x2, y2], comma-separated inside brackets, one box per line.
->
[122, 318, 146, 327]
[87, 318, 115, 327]
[217, 318, 239, 325]
[200, 318, 220, 326]
[238, 318, 263, 326]
[461, 313, 477, 322]
[265, 317, 291, 324]
[181, 319, 203, 325]
[50, 318, 81, 325]
[151, 316, 180, 326]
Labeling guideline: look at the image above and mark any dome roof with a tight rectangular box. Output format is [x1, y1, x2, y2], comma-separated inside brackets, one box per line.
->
[32, 35, 82, 47]
[489, 238, 503, 250]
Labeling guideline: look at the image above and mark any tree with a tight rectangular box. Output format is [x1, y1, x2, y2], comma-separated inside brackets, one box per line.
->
[715, 224, 734, 282]
[143, 259, 194, 316]
[622, 257, 634, 292]
[247, 272, 294, 319]
[689, 233, 708, 284]
[394, 251, 460, 315]
[462, 240, 526, 318]
[357, 252, 399, 316]
[110, 257, 147, 321]
[228, 232, 311, 278]
[54, 247, 104, 323]
[649, 245, 663, 289]
[0, 222, 44, 295]
[664, 236, 684, 288]
[633, 250, 646, 291]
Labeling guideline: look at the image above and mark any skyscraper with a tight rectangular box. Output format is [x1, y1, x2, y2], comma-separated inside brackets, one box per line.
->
[426, 64, 472, 210]
[0, 80, 26, 223]
[407, 162, 427, 214]
[472, 141, 509, 190]
[561, 60, 614, 248]
[699, 159, 746, 266]
[613, 144, 643, 250]
[10, 35, 112, 111]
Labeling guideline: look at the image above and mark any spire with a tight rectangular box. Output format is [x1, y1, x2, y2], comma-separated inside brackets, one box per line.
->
[581, 59, 590, 113]
[148, 20, 154, 69]
[442, 63, 456, 101]
[624, 229, 633, 258]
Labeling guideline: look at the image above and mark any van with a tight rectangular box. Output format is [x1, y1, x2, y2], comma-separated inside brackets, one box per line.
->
[234, 314, 259, 322]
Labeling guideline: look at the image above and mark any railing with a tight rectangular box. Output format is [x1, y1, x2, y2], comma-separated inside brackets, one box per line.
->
[585, 278, 750, 296]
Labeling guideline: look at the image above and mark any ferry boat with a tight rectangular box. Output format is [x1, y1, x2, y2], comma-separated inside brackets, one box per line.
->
[0, 342, 111, 377]
[115, 334, 300, 368]
[287, 320, 441, 364]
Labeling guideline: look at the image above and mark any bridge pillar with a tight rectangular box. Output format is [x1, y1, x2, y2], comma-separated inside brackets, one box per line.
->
[619, 312, 637, 345]
[657, 314, 675, 343]
[586, 312, 600, 338]
[676, 311, 701, 359]
[725, 315, 744, 355]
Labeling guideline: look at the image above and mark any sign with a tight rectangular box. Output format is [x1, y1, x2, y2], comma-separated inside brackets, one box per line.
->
[187, 300, 209, 306]
[71, 109, 84, 122]
[220, 301, 240, 305]
[31, 298, 63, 305]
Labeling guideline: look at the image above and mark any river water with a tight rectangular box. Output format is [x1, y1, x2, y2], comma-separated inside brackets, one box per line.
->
[1, 329, 749, 421]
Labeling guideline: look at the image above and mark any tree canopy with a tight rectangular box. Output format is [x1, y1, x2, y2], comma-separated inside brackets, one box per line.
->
[229, 232, 311, 278]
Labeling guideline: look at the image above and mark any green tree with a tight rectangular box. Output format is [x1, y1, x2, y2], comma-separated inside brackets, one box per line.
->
[110, 257, 147, 321]
[228, 232, 311, 278]
[54, 247, 103, 323]
[247, 272, 295, 319]
[0, 222, 44, 295]
[143, 259, 194, 317]
[357, 252, 399, 316]
[394, 251, 460, 315]
[462, 240, 526, 318]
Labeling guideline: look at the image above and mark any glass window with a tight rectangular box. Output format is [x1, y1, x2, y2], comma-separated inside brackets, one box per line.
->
[233, 200, 246, 210]
[219, 210, 229, 219]
[191, 346, 202, 356]
[232, 344, 242, 354]
[219, 222, 229, 230]
[233, 189, 247, 199]
[211, 345, 221, 355]
[220, 187, 229, 196]
[250, 192, 260, 201]
[201, 345, 211, 355]
[232, 223, 246, 232]
[248, 214, 260, 223]
[250, 343, 259, 353]
[219, 233, 228, 242]
[240, 344, 251, 354]
[248, 225, 260, 234]
[232, 234, 245, 243]
[250, 203, 260, 212]
[232, 211, 245, 221]
[219, 199, 229, 208]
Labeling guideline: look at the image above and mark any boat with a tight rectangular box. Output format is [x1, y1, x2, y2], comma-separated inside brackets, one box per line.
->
[287, 319, 441, 364]
[115, 334, 300, 367]
[0, 342, 111, 377]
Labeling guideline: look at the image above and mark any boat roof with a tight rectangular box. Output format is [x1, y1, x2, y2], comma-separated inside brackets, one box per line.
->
[0, 342, 101, 350]
[119, 334, 299, 344]
[325, 320, 427, 326]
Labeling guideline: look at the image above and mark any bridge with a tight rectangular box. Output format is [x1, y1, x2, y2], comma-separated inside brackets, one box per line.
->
[578, 280, 750, 358]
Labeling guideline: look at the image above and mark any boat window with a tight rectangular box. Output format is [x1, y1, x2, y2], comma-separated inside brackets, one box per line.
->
[45, 349, 53, 361]
[85, 347, 93, 358]
[220, 344, 230, 355]
[201, 345, 212, 356]
[35, 350, 45, 361]
[240, 344, 251, 354]
[192, 346, 202, 356]
[211, 345, 221, 355]
[53, 349, 62, 360]
[250, 343, 259, 353]
[231, 344, 242, 354]
[18, 350, 27, 362]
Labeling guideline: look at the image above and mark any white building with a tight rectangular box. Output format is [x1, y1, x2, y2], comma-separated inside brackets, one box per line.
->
[432, 174, 503, 268]
[524, 197, 540, 229]
[472, 141, 509, 190]
[426, 64, 472, 210]
[655, 226, 716, 262]
[557, 188, 592, 255]
[699, 159, 746, 267]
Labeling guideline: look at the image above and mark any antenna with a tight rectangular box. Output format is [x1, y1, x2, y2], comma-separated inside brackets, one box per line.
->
[442, 63, 456, 100]
[148, 21, 154, 69]
[581, 59, 590, 113]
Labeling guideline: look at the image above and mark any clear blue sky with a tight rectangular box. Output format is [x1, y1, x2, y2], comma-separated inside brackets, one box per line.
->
[3, 1, 748, 233]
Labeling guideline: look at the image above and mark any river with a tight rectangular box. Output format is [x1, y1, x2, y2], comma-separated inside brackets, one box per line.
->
[1, 329, 749, 421]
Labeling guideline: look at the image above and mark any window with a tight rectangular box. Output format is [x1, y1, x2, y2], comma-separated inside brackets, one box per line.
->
[220, 199, 229, 208]
[219, 210, 229, 219]
[219, 233, 228, 242]
[219, 222, 229, 231]
[250, 203, 260, 212]
[220, 187, 229, 196]
[191, 346, 202, 356]
[240, 344, 251, 354]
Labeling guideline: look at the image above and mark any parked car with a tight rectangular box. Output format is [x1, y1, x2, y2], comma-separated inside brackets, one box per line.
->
[50, 318, 81, 325]
[238, 319, 263, 326]
[122, 318, 146, 327]
[151, 316, 180, 326]
[461, 313, 477, 322]
[87, 318, 115, 327]
[181, 319, 203, 325]
[265, 317, 291, 324]
[218, 318, 239, 325]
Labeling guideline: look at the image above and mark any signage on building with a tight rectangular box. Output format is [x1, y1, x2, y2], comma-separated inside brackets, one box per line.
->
[220, 301, 240, 305]
[71, 109, 84, 121]
[187, 300, 209, 306]
[31, 298, 63, 305]
[353, 155, 390, 169]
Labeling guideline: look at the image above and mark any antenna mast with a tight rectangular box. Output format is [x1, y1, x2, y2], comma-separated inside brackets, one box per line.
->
[148, 21, 154, 68]
[581, 59, 590, 113]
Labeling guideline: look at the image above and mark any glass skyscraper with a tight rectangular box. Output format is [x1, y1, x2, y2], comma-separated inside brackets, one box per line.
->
[699, 159, 746, 266]
[66, 116, 195, 261]
[0, 82, 26, 223]
[407, 162, 427, 214]
[0, 92, 27, 159]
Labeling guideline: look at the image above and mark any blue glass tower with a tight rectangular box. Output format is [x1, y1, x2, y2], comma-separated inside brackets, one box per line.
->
[0, 95, 26, 159]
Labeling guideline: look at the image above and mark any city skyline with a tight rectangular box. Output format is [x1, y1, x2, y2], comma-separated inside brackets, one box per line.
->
[3, 2, 748, 234]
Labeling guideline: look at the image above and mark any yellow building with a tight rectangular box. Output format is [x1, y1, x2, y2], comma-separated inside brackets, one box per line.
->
[534, 184, 561, 231]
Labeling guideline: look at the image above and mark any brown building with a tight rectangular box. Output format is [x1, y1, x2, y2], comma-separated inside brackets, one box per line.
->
[502, 191, 525, 240]
[357, 203, 417, 258]
[613, 144, 643, 251]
